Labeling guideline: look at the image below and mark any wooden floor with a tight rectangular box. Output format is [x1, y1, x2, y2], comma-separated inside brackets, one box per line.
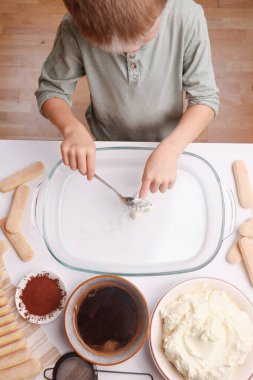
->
[0, 0, 252, 142]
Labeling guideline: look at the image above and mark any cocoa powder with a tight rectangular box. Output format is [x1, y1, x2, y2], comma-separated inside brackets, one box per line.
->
[19, 273, 65, 319]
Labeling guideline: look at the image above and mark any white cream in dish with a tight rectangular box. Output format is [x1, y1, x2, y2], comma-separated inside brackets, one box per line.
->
[128, 198, 152, 219]
[160, 285, 253, 380]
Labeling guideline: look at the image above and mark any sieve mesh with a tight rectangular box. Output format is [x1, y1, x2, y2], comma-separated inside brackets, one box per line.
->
[55, 356, 96, 380]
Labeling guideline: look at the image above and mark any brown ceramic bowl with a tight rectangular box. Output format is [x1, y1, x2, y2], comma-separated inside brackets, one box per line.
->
[64, 275, 150, 365]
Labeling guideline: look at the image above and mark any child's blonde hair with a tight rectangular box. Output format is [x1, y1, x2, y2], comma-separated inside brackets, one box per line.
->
[63, 0, 166, 52]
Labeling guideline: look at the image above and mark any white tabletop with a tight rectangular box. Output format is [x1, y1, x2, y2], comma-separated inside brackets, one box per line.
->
[0, 140, 252, 379]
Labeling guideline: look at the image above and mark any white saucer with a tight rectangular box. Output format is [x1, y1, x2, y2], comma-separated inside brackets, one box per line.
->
[15, 270, 67, 324]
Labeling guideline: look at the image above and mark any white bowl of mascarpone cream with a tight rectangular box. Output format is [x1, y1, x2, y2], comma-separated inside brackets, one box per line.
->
[149, 277, 253, 380]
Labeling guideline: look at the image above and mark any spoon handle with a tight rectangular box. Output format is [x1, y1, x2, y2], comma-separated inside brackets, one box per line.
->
[94, 174, 124, 201]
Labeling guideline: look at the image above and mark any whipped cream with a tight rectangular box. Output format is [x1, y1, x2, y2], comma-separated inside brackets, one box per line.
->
[128, 198, 152, 219]
[160, 285, 253, 380]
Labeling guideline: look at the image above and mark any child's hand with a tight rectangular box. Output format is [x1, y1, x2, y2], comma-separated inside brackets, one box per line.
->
[139, 140, 180, 199]
[61, 124, 96, 179]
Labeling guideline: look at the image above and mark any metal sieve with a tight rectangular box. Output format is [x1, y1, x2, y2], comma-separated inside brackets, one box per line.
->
[44, 352, 153, 380]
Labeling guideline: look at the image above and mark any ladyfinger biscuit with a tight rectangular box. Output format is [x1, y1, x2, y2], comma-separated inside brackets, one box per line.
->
[238, 237, 253, 286]
[0, 161, 45, 193]
[0, 321, 18, 337]
[0, 313, 14, 327]
[0, 347, 30, 371]
[0, 357, 41, 380]
[0, 338, 26, 358]
[5, 185, 30, 234]
[232, 160, 253, 208]
[226, 235, 242, 264]
[0, 219, 34, 261]
[227, 220, 253, 264]
[0, 240, 8, 255]
[239, 221, 253, 238]
[0, 330, 23, 347]
[0, 297, 7, 307]
[0, 305, 10, 317]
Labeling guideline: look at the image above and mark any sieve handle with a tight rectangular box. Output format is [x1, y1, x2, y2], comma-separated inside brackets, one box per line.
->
[97, 369, 153, 379]
[43, 368, 53, 380]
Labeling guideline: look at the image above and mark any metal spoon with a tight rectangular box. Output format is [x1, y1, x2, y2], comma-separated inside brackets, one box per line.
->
[94, 174, 153, 218]
[94, 174, 135, 206]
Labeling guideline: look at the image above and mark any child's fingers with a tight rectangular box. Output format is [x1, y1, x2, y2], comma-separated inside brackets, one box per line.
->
[86, 150, 95, 180]
[159, 182, 168, 193]
[139, 179, 151, 199]
[61, 144, 69, 166]
[150, 180, 160, 193]
[168, 180, 175, 189]
[68, 150, 77, 170]
[77, 151, 87, 176]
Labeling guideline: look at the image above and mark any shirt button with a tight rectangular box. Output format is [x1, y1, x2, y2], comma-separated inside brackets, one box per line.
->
[129, 53, 136, 59]
[130, 63, 137, 70]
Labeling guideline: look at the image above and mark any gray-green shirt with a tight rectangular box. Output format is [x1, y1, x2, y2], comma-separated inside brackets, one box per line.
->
[35, 0, 219, 142]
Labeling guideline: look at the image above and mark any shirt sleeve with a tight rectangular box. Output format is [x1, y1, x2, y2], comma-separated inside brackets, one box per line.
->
[35, 15, 85, 114]
[182, 6, 220, 115]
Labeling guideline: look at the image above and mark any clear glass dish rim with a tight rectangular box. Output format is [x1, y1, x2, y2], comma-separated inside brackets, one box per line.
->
[42, 146, 225, 277]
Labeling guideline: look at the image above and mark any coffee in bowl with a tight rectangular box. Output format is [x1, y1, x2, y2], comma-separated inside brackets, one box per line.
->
[74, 284, 139, 354]
[66, 275, 149, 365]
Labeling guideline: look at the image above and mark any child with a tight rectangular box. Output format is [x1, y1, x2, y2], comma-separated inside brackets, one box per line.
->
[35, 0, 219, 199]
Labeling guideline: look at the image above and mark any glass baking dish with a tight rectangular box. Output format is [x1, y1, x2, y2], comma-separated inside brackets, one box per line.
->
[32, 146, 235, 276]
